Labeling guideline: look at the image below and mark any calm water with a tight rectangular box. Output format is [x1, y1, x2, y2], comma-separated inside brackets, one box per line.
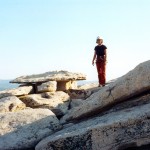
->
[0, 80, 18, 91]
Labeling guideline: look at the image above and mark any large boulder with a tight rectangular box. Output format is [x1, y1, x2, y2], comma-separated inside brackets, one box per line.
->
[61, 60, 150, 123]
[0, 86, 33, 99]
[0, 96, 26, 113]
[0, 108, 61, 150]
[35, 102, 150, 150]
[19, 91, 70, 116]
[10, 70, 86, 83]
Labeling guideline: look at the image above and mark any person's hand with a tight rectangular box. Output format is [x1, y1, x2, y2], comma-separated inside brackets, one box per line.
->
[92, 61, 94, 66]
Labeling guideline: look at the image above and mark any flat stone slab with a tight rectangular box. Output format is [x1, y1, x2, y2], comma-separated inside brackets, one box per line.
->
[10, 70, 86, 84]
[0, 86, 33, 99]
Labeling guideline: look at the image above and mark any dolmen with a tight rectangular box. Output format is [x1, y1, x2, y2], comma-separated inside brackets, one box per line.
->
[10, 70, 86, 92]
[0, 60, 150, 150]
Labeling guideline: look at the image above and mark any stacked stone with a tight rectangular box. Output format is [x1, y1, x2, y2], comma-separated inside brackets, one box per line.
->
[0, 71, 88, 149]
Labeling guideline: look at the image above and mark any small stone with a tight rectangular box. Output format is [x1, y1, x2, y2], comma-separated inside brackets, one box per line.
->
[37, 81, 57, 92]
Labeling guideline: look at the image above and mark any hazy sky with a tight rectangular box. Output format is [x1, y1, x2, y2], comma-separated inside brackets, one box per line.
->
[0, 0, 150, 81]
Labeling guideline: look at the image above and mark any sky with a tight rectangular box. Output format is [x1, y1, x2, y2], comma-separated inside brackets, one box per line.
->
[0, 0, 150, 82]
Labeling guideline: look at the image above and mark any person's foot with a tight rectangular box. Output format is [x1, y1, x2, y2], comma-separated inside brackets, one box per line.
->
[98, 84, 105, 87]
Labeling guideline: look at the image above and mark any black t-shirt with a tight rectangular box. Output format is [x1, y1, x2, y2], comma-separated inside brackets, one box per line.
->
[94, 45, 107, 56]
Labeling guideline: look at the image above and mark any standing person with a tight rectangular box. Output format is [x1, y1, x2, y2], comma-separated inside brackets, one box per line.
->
[92, 36, 107, 87]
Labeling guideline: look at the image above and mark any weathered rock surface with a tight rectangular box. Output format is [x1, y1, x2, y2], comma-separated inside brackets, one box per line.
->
[57, 80, 77, 91]
[35, 103, 150, 150]
[78, 82, 99, 90]
[19, 91, 70, 116]
[70, 99, 85, 109]
[0, 96, 26, 113]
[1, 61, 150, 150]
[0, 86, 33, 99]
[77, 79, 116, 91]
[68, 81, 77, 89]
[0, 108, 61, 150]
[37, 81, 57, 92]
[67, 89, 92, 99]
[10, 70, 86, 83]
[61, 60, 150, 123]
[98, 92, 150, 117]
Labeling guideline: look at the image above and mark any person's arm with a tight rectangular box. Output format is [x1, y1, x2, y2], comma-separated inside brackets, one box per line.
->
[92, 51, 96, 66]
[104, 49, 107, 62]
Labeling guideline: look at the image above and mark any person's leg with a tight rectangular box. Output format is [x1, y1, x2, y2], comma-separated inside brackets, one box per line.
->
[100, 61, 106, 86]
[96, 61, 101, 86]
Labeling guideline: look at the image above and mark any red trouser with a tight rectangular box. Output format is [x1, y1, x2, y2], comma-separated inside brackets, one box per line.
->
[96, 60, 106, 85]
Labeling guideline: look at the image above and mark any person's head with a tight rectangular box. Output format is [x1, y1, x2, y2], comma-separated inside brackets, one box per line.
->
[96, 36, 103, 45]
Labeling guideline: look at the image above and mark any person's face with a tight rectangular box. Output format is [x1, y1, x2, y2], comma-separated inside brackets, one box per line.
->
[97, 39, 102, 44]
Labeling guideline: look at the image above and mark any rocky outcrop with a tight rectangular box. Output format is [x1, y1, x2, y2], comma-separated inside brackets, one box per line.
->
[61, 60, 150, 123]
[0, 60, 150, 150]
[0, 86, 33, 99]
[10, 70, 86, 83]
[19, 91, 70, 116]
[0, 108, 61, 150]
[0, 96, 26, 113]
[35, 102, 150, 150]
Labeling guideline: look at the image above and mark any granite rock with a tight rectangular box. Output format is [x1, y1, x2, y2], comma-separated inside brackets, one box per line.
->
[0, 108, 61, 150]
[0, 86, 33, 99]
[37, 81, 57, 92]
[19, 91, 70, 116]
[0, 96, 26, 113]
[60, 60, 150, 123]
[35, 103, 150, 150]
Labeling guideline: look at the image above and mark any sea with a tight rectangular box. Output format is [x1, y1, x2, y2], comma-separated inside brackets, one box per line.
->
[0, 80, 18, 91]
